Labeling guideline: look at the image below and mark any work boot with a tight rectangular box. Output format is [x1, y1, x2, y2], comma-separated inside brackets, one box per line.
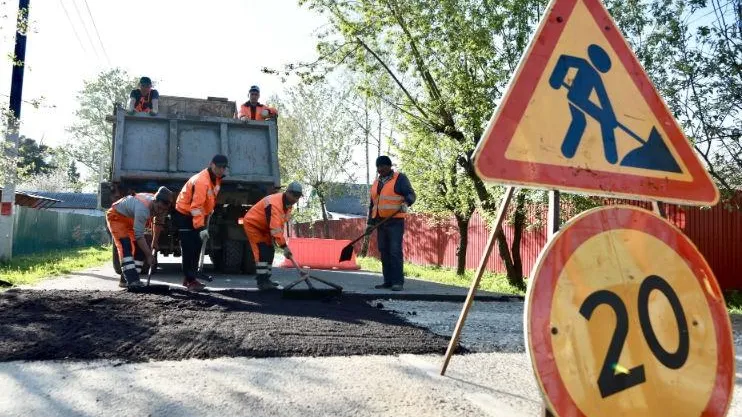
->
[183, 278, 207, 291]
[391, 284, 403, 291]
[374, 283, 392, 289]
[256, 277, 277, 291]
[118, 276, 127, 288]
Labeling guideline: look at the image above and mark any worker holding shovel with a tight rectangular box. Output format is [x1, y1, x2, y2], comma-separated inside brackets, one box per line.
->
[106, 187, 173, 289]
[367, 156, 416, 291]
[241, 182, 303, 290]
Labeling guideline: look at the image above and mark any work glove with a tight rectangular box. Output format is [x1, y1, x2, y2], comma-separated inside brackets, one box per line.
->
[400, 203, 408, 213]
[260, 109, 270, 118]
[199, 229, 209, 241]
[149, 111, 158, 117]
[282, 246, 293, 259]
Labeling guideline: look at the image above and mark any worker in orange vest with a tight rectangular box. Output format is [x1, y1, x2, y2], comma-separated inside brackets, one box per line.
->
[127, 76, 159, 115]
[367, 155, 416, 291]
[174, 154, 228, 291]
[237, 85, 278, 121]
[106, 186, 173, 289]
[241, 182, 303, 290]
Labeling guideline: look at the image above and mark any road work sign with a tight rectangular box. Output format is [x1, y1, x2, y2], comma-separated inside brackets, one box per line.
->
[525, 206, 734, 417]
[472, 0, 719, 206]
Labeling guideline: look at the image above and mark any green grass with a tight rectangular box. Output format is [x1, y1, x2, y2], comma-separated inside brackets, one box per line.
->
[356, 256, 525, 295]
[0, 245, 112, 287]
[725, 291, 742, 315]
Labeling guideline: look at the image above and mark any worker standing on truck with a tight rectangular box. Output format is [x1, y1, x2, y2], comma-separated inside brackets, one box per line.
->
[367, 156, 416, 291]
[106, 187, 173, 289]
[241, 182, 303, 290]
[237, 85, 278, 121]
[127, 76, 159, 115]
[174, 154, 228, 291]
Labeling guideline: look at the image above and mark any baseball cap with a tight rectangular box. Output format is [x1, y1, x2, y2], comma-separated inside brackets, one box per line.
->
[376, 155, 392, 167]
[211, 154, 229, 167]
[249, 85, 260, 93]
[139, 76, 152, 86]
[286, 181, 303, 196]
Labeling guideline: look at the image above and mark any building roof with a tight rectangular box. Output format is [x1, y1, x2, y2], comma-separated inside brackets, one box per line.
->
[30, 192, 99, 210]
[322, 183, 369, 216]
[0, 188, 60, 209]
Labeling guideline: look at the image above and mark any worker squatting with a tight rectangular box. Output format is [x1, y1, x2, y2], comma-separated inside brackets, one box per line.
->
[108, 78, 416, 292]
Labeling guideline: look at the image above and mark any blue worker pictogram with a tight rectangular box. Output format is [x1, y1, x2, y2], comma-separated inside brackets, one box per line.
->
[548, 44, 682, 173]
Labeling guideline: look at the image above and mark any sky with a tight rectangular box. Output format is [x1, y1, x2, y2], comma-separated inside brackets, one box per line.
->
[0, 0, 380, 182]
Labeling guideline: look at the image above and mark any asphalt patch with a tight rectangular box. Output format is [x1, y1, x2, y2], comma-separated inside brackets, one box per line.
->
[0, 289, 463, 362]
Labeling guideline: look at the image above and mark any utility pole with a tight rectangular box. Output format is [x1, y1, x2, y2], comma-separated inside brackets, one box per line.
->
[0, 0, 31, 262]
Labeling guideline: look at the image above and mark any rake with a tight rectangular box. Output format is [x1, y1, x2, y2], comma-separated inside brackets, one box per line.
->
[282, 256, 343, 300]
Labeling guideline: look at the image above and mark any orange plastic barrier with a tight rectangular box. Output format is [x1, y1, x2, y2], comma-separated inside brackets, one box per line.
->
[279, 238, 360, 270]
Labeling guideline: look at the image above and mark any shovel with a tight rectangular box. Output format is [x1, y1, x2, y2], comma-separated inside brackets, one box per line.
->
[128, 249, 170, 295]
[338, 208, 402, 262]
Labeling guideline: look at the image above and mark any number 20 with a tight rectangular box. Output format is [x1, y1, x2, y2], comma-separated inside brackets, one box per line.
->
[579, 275, 690, 398]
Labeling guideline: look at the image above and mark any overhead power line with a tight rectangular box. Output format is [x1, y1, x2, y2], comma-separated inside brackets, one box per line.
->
[70, 0, 99, 60]
[82, 0, 111, 65]
[58, 0, 87, 54]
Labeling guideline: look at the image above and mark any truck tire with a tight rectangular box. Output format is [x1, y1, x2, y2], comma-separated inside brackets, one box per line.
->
[209, 250, 223, 272]
[242, 242, 256, 275]
[222, 239, 243, 274]
[112, 245, 122, 275]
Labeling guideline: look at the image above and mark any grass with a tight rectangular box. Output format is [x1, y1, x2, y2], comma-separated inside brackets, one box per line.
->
[0, 245, 112, 287]
[725, 291, 742, 315]
[356, 256, 526, 296]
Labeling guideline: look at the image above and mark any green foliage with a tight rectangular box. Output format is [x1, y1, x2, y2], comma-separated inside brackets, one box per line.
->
[17, 136, 54, 175]
[67, 68, 137, 184]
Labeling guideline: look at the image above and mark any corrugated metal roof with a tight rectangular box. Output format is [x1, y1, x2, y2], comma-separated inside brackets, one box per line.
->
[0, 188, 60, 209]
[28, 192, 99, 209]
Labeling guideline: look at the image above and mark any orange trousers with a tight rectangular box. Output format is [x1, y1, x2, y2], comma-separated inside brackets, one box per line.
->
[243, 224, 273, 277]
[106, 209, 143, 281]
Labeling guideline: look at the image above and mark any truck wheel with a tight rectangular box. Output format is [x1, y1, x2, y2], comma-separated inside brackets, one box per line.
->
[222, 239, 243, 274]
[209, 250, 223, 272]
[242, 242, 256, 275]
[112, 245, 122, 275]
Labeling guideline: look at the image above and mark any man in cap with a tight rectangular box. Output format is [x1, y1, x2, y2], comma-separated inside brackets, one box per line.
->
[174, 154, 228, 290]
[241, 182, 303, 290]
[106, 186, 174, 289]
[237, 85, 278, 121]
[367, 155, 416, 291]
[127, 76, 159, 115]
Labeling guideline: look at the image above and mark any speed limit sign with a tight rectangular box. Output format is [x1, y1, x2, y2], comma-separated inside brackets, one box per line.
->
[525, 205, 734, 417]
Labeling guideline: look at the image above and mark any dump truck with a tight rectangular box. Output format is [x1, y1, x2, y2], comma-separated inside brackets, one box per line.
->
[100, 95, 281, 276]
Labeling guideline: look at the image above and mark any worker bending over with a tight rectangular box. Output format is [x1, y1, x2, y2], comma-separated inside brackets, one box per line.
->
[174, 154, 228, 291]
[242, 182, 303, 290]
[237, 85, 278, 121]
[106, 186, 173, 289]
[367, 156, 416, 291]
[127, 76, 159, 115]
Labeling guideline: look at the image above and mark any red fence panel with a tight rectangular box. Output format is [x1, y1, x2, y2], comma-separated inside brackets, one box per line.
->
[292, 197, 742, 291]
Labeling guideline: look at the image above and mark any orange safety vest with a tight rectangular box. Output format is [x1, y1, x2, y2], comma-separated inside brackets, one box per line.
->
[238, 102, 277, 121]
[175, 169, 222, 229]
[371, 172, 406, 219]
[243, 193, 292, 247]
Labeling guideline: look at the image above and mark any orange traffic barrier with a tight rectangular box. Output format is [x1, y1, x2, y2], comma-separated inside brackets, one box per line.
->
[279, 238, 360, 270]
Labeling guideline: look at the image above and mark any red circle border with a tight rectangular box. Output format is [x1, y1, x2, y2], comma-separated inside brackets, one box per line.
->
[526, 205, 734, 417]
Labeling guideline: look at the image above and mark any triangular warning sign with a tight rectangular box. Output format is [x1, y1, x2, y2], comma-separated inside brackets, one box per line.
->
[473, 0, 719, 206]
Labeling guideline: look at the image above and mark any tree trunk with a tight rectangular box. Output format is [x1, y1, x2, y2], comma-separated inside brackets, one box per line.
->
[510, 191, 526, 290]
[454, 214, 470, 276]
[317, 189, 330, 239]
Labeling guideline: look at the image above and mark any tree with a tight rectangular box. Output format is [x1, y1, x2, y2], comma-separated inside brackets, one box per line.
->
[67, 68, 137, 186]
[277, 79, 360, 238]
[17, 147, 82, 192]
[17, 136, 54, 175]
[398, 126, 477, 276]
[67, 160, 81, 190]
[277, 0, 550, 287]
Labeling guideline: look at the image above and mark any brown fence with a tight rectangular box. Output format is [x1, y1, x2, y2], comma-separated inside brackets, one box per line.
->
[292, 197, 742, 291]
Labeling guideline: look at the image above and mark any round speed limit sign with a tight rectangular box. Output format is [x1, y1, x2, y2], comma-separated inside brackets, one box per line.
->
[525, 206, 734, 417]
